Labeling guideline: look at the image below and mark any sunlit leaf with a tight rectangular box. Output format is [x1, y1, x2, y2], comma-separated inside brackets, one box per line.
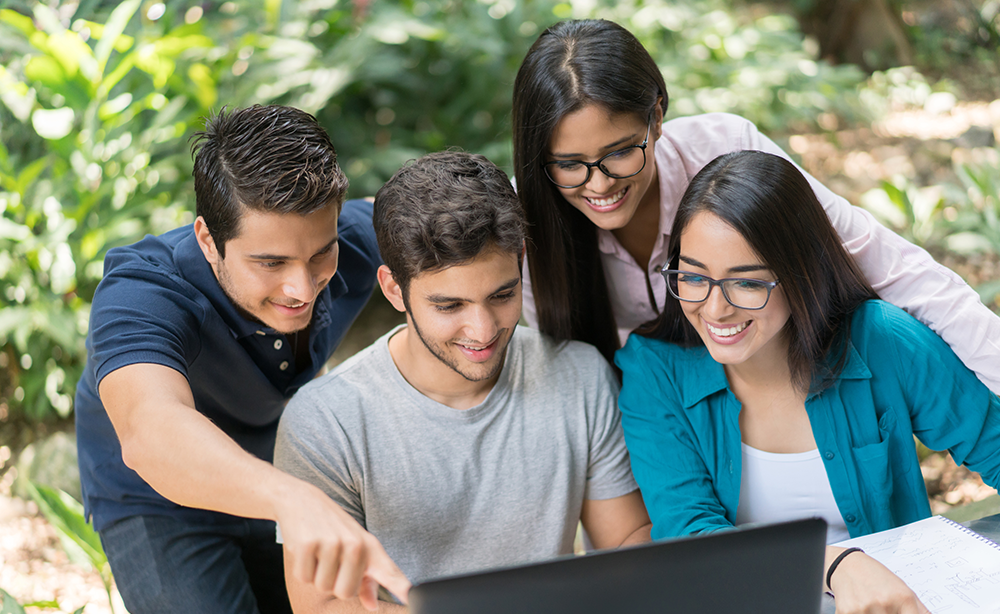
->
[94, 0, 141, 74]
[78, 19, 135, 53]
[24, 55, 67, 86]
[31, 107, 75, 140]
[945, 231, 994, 254]
[15, 156, 49, 195]
[188, 63, 216, 109]
[98, 92, 133, 120]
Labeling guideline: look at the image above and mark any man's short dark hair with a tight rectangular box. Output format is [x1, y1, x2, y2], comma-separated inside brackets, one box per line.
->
[190, 105, 348, 257]
[373, 151, 525, 298]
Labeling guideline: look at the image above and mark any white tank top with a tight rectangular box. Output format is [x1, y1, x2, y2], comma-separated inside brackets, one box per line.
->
[735, 443, 850, 544]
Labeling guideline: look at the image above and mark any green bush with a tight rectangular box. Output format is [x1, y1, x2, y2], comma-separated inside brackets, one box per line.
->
[0, 0, 867, 424]
[0, 0, 248, 422]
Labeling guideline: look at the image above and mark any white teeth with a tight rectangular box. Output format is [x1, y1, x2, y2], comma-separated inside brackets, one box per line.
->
[588, 187, 627, 207]
[707, 321, 748, 337]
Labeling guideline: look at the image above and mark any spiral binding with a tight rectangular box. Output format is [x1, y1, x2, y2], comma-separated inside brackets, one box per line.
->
[936, 515, 1000, 550]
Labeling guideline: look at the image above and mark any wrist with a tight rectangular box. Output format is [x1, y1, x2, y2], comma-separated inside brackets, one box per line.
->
[826, 546, 864, 591]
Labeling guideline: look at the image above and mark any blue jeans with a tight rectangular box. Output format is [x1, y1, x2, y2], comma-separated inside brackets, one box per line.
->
[99, 514, 292, 614]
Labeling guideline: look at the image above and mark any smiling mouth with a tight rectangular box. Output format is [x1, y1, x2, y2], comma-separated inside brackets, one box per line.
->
[273, 300, 309, 311]
[706, 321, 749, 337]
[585, 187, 628, 209]
[456, 336, 498, 352]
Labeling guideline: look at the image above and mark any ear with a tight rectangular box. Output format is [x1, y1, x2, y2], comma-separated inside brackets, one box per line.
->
[652, 96, 665, 141]
[194, 216, 221, 267]
[377, 265, 407, 313]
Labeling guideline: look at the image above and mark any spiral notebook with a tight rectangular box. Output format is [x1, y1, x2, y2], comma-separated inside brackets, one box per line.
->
[834, 515, 1000, 612]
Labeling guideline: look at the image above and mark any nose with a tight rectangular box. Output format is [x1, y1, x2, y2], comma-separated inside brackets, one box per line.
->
[282, 265, 318, 303]
[584, 166, 616, 193]
[703, 283, 735, 318]
[463, 304, 500, 344]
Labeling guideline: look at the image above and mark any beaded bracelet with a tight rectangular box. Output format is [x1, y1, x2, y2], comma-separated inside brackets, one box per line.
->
[826, 547, 865, 591]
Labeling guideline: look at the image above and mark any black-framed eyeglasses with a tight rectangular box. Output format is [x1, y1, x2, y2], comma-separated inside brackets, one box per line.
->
[543, 123, 651, 189]
[662, 269, 780, 310]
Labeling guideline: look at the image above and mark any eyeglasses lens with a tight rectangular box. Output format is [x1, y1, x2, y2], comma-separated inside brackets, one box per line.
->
[546, 146, 646, 188]
[667, 273, 771, 309]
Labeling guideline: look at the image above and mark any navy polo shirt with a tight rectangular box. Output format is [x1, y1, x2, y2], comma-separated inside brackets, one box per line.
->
[74, 199, 380, 531]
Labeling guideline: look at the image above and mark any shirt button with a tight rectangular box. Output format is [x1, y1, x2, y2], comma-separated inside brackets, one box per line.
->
[255, 330, 266, 336]
[824, 451, 835, 460]
[274, 339, 283, 350]
[845, 514, 856, 523]
[279, 361, 289, 371]
[653, 265, 662, 273]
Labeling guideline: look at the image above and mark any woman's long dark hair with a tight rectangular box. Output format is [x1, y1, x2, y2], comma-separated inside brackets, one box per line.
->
[640, 150, 879, 391]
[512, 19, 668, 364]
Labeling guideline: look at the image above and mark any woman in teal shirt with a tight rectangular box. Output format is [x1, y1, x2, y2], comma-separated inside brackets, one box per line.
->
[616, 150, 1000, 614]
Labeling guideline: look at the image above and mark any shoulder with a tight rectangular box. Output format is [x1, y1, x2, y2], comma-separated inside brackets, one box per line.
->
[334, 199, 381, 285]
[101, 225, 193, 279]
[661, 113, 758, 148]
[848, 300, 946, 355]
[94, 227, 206, 319]
[513, 326, 611, 375]
[617, 334, 719, 405]
[338, 200, 378, 255]
[298, 338, 386, 404]
[617, 333, 704, 375]
[659, 113, 764, 177]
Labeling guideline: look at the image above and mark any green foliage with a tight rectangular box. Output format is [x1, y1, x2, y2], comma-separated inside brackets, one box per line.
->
[24, 481, 112, 613]
[1, 587, 83, 613]
[0, 0, 870, 423]
[598, 0, 866, 131]
[860, 148, 1000, 313]
[0, 0, 243, 422]
[256, 0, 866, 195]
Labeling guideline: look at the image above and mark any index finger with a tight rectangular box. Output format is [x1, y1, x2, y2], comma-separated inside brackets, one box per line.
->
[367, 546, 412, 605]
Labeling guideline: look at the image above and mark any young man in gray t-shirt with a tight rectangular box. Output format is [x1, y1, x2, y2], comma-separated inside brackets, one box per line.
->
[274, 151, 651, 613]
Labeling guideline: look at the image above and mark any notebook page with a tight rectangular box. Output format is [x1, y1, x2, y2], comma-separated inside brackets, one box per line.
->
[834, 515, 1000, 612]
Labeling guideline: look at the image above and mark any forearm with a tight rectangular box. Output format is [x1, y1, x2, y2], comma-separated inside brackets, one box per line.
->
[105, 366, 300, 520]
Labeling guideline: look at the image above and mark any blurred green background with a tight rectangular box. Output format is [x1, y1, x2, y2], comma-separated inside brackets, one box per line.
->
[1, 0, 998, 444]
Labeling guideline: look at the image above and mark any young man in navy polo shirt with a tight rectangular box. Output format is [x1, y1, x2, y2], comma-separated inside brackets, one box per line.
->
[74, 105, 410, 614]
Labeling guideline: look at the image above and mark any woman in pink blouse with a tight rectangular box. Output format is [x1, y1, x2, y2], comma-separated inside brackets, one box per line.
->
[512, 18, 999, 393]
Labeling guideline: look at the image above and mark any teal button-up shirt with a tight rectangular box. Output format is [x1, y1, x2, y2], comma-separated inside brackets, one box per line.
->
[616, 301, 1000, 541]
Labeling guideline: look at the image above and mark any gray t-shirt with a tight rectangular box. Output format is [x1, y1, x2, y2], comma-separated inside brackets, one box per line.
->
[274, 325, 637, 584]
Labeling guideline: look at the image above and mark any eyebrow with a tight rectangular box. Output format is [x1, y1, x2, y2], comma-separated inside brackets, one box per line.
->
[425, 277, 521, 304]
[678, 255, 770, 275]
[549, 132, 639, 159]
[247, 236, 338, 261]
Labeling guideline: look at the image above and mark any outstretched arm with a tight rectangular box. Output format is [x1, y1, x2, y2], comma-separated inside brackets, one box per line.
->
[100, 363, 411, 608]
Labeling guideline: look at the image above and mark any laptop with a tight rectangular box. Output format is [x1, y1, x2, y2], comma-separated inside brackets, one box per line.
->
[409, 517, 827, 614]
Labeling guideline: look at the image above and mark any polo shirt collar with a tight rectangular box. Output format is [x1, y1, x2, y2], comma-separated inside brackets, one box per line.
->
[174, 228, 346, 339]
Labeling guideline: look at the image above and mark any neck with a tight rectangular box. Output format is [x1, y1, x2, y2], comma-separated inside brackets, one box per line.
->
[387, 327, 503, 410]
[612, 169, 661, 269]
[723, 331, 796, 394]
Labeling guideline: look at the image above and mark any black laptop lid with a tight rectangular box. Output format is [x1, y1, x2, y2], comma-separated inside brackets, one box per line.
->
[409, 517, 827, 614]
